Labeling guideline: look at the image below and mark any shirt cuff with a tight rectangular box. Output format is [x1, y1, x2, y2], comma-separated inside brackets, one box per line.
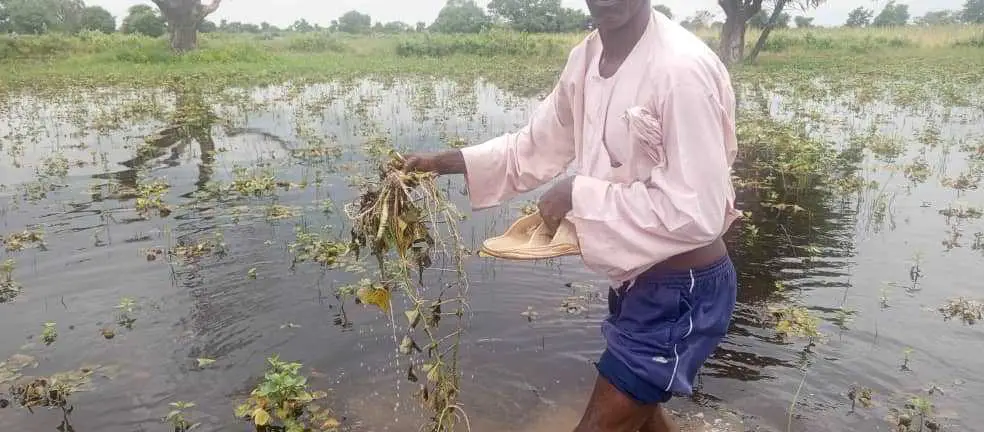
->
[460, 136, 508, 210]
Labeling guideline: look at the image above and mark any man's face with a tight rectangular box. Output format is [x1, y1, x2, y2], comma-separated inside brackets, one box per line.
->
[585, 0, 646, 31]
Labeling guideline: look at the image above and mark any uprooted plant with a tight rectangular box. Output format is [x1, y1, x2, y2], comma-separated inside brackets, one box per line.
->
[0, 259, 21, 303]
[344, 149, 470, 432]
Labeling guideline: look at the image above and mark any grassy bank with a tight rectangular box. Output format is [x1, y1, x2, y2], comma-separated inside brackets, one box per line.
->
[1, 26, 982, 96]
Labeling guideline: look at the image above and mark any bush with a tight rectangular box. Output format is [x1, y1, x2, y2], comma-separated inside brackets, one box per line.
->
[954, 33, 984, 48]
[395, 30, 571, 58]
[284, 33, 349, 53]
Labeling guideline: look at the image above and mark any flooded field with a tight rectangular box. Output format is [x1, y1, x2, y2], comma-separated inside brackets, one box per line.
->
[1, 73, 983, 432]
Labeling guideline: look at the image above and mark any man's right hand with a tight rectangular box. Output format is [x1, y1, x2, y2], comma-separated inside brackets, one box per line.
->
[403, 150, 467, 176]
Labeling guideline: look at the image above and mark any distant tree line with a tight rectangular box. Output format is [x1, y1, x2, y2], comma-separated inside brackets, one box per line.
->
[3, 0, 982, 38]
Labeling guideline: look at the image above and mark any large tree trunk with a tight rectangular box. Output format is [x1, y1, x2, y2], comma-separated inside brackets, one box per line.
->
[719, 15, 747, 67]
[153, 0, 221, 52]
[717, 0, 764, 67]
[748, 0, 789, 63]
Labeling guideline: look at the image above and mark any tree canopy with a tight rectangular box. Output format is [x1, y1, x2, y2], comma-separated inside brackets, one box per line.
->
[750, 9, 791, 29]
[431, 0, 491, 33]
[964, 0, 984, 23]
[872, 1, 910, 27]
[846, 6, 874, 27]
[338, 10, 371, 34]
[915, 10, 961, 26]
[0, 0, 86, 34]
[121, 4, 165, 37]
[487, 0, 587, 32]
[794, 15, 814, 28]
[653, 4, 673, 20]
[79, 5, 115, 33]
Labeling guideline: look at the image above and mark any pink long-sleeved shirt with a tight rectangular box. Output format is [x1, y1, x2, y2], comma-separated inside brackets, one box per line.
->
[460, 10, 741, 284]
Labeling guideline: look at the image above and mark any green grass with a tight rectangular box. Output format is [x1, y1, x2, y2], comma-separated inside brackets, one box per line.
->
[1, 26, 982, 97]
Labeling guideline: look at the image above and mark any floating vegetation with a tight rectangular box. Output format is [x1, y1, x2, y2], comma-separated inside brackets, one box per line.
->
[232, 166, 282, 198]
[889, 395, 941, 432]
[266, 204, 300, 221]
[115, 297, 137, 329]
[938, 297, 984, 325]
[847, 383, 874, 413]
[0, 259, 21, 303]
[289, 228, 348, 269]
[1, 229, 46, 252]
[234, 355, 339, 432]
[169, 233, 228, 262]
[769, 305, 823, 345]
[136, 178, 172, 218]
[40, 322, 58, 346]
[344, 150, 469, 431]
[163, 401, 200, 432]
[196, 358, 216, 369]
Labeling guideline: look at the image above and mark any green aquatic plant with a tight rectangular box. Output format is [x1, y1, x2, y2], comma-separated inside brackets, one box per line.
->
[135, 178, 172, 218]
[115, 297, 137, 329]
[163, 401, 200, 432]
[770, 305, 823, 345]
[234, 355, 339, 432]
[289, 228, 349, 269]
[0, 259, 21, 303]
[40, 322, 58, 346]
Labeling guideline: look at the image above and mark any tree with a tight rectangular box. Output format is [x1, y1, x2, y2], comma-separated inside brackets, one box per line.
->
[794, 15, 814, 27]
[431, 0, 490, 33]
[150, 0, 222, 51]
[963, 0, 984, 23]
[747, 0, 824, 63]
[79, 5, 115, 33]
[487, 0, 580, 32]
[872, 1, 909, 26]
[415, 21, 427, 32]
[198, 19, 216, 32]
[121, 4, 165, 37]
[381, 21, 410, 33]
[750, 9, 790, 28]
[681, 9, 716, 30]
[0, 0, 84, 34]
[290, 18, 314, 32]
[845, 6, 873, 27]
[653, 4, 673, 20]
[915, 10, 960, 25]
[717, 0, 764, 66]
[337, 10, 371, 34]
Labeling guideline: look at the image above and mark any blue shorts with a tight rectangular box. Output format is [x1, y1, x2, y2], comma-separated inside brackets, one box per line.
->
[596, 255, 737, 405]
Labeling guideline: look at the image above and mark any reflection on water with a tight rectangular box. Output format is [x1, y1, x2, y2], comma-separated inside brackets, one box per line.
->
[1, 78, 983, 432]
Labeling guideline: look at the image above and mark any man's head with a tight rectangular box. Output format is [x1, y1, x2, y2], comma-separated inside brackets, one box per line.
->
[585, 0, 650, 32]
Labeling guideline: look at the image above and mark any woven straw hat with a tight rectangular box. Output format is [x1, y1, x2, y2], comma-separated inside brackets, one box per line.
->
[480, 212, 580, 260]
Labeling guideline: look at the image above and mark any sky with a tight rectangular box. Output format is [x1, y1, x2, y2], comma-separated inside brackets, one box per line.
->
[89, 0, 967, 28]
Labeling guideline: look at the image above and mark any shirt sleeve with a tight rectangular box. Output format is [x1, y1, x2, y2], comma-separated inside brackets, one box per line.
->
[459, 69, 577, 210]
[568, 81, 738, 281]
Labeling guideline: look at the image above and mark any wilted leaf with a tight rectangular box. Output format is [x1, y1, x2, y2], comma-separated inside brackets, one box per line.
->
[356, 283, 391, 313]
[404, 310, 421, 329]
[197, 358, 216, 368]
[252, 408, 271, 426]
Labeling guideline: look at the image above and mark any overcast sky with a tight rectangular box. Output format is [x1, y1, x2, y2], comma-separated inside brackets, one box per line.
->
[89, 0, 966, 28]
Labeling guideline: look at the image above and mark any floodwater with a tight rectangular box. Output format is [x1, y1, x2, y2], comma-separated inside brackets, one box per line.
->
[1, 78, 982, 432]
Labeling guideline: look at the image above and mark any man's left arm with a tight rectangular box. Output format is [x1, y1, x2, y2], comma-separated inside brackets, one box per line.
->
[566, 81, 737, 280]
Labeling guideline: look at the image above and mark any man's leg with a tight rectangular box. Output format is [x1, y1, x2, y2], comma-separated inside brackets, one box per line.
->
[639, 406, 679, 432]
[574, 374, 654, 432]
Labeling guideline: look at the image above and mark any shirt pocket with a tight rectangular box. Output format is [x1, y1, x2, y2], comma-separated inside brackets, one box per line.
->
[623, 105, 667, 175]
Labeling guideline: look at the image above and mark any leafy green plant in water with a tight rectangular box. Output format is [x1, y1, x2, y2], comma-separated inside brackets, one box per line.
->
[40, 322, 58, 346]
[234, 355, 339, 432]
[289, 228, 348, 269]
[115, 297, 137, 329]
[0, 259, 22, 303]
[163, 401, 200, 432]
[169, 233, 228, 262]
[901, 347, 914, 371]
[232, 166, 282, 198]
[135, 178, 172, 218]
[770, 305, 823, 347]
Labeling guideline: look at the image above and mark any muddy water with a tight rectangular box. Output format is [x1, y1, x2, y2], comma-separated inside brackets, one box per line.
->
[1, 79, 982, 432]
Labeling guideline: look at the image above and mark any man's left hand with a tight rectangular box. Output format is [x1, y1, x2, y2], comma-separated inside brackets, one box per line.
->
[537, 176, 575, 234]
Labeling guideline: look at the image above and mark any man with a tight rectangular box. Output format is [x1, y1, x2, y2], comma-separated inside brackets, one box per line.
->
[405, 1, 739, 431]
